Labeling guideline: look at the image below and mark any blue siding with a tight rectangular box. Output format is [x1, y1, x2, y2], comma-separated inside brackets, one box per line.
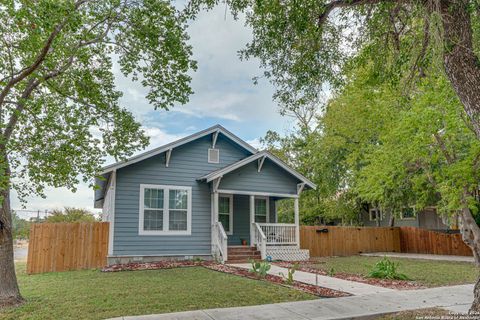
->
[113, 134, 251, 256]
[219, 159, 300, 195]
[227, 196, 279, 245]
[228, 195, 250, 245]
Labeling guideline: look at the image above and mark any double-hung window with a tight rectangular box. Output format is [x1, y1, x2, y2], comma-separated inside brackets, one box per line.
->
[254, 197, 269, 223]
[218, 194, 233, 235]
[139, 184, 192, 235]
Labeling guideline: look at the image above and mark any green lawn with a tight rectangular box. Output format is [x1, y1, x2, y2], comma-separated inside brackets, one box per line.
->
[307, 256, 478, 287]
[0, 263, 315, 320]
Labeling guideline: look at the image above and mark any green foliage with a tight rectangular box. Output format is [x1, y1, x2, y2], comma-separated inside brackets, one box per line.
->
[0, 0, 197, 202]
[249, 259, 271, 278]
[11, 211, 30, 239]
[368, 257, 410, 281]
[45, 207, 97, 223]
[279, 263, 298, 285]
[327, 267, 335, 277]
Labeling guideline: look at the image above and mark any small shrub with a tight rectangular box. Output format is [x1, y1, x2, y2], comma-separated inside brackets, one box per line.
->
[279, 263, 298, 285]
[327, 267, 335, 277]
[368, 257, 410, 280]
[249, 259, 271, 278]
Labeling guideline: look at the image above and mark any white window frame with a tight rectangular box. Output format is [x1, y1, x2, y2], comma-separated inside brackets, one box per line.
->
[401, 207, 416, 220]
[254, 196, 270, 223]
[139, 184, 192, 236]
[218, 194, 233, 235]
[208, 148, 220, 164]
[369, 208, 382, 221]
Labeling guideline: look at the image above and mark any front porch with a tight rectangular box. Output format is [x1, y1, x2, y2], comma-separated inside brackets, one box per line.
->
[211, 192, 309, 263]
[198, 150, 315, 263]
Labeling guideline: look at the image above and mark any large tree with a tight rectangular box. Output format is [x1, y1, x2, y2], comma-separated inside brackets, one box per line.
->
[189, 0, 480, 311]
[0, 0, 196, 306]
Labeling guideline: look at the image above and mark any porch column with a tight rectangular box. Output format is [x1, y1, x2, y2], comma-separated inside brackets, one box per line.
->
[250, 195, 255, 246]
[213, 192, 219, 224]
[294, 198, 300, 247]
[211, 191, 219, 254]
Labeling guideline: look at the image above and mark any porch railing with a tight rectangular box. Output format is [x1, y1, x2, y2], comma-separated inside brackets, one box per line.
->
[257, 223, 297, 245]
[213, 221, 228, 263]
[252, 223, 267, 259]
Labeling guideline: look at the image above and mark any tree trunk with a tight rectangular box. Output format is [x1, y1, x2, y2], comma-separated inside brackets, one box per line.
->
[0, 159, 22, 307]
[388, 211, 395, 227]
[458, 191, 480, 313]
[438, 2, 480, 312]
[439, 0, 480, 139]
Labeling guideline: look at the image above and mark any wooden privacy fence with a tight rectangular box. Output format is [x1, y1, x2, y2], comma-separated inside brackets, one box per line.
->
[300, 226, 401, 257]
[300, 226, 473, 257]
[399, 227, 472, 256]
[27, 222, 109, 274]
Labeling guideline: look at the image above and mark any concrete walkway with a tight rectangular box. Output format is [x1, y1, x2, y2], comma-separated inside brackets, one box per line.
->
[361, 252, 474, 263]
[230, 263, 396, 295]
[109, 284, 473, 320]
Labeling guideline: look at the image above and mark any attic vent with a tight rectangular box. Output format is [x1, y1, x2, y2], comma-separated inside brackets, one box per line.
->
[208, 148, 219, 163]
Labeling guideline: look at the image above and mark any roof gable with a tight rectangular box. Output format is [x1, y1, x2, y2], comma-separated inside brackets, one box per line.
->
[198, 151, 316, 190]
[99, 124, 257, 174]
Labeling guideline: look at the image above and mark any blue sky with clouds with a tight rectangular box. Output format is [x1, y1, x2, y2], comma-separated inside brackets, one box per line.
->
[12, 4, 297, 217]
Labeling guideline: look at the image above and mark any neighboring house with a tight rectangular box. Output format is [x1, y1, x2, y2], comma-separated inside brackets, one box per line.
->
[360, 206, 449, 230]
[95, 125, 315, 264]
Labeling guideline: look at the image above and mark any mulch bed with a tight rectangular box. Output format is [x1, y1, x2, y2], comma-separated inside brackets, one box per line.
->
[204, 263, 349, 298]
[274, 261, 425, 290]
[101, 261, 349, 298]
[102, 260, 212, 272]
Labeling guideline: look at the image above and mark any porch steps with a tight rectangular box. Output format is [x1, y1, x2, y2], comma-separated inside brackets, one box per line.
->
[226, 246, 261, 263]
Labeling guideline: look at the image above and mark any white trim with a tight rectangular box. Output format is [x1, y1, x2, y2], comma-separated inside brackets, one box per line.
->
[208, 148, 220, 164]
[165, 149, 172, 167]
[369, 208, 382, 221]
[294, 198, 300, 246]
[212, 177, 222, 193]
[257, 156, 266, 172]
[218, 193, 233, 235]
[216, 188, 298, 198]
[108, 170, 116, 255]
[199, 151, 316, 190]
[297, 182, 305, 195]
[100, 125, 257, 174]
[212, 130, 219, 148]
[138, 184, 192, 236]
[254, 196, 270, 223]
[400, 207, 416, 220]
[249, 195, 255, 245]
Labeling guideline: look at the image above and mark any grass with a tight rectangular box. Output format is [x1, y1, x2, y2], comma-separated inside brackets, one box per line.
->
[0, 263, 315, 320]
[307, 256, 478, 287]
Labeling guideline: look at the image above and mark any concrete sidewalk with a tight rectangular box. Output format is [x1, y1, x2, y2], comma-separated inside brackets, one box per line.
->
[361, 252, 474, 263]
[231, 263, 395, 295]
[109, 284, 473, 320]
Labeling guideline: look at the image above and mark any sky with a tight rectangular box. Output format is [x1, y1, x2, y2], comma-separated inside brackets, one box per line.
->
[12, 5, 297, 219]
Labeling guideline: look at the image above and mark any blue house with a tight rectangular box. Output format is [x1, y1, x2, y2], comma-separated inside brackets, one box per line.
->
[95, 125, 315, 264]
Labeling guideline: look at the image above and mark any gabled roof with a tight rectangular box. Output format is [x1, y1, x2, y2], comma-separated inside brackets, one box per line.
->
[198, 150, 316, 190]
[99, 124, 257, 174]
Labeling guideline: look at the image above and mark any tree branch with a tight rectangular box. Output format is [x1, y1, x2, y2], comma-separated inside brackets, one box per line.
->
[318, 0, 395, 27]
[0, 0, 90, 109]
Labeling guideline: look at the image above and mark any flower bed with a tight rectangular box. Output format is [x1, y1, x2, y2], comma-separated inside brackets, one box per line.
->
[204, 263, 349, 298]
[102, 260, 212, 272]
[102, 261, 349, 298]
[274, 261, 425, 290]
